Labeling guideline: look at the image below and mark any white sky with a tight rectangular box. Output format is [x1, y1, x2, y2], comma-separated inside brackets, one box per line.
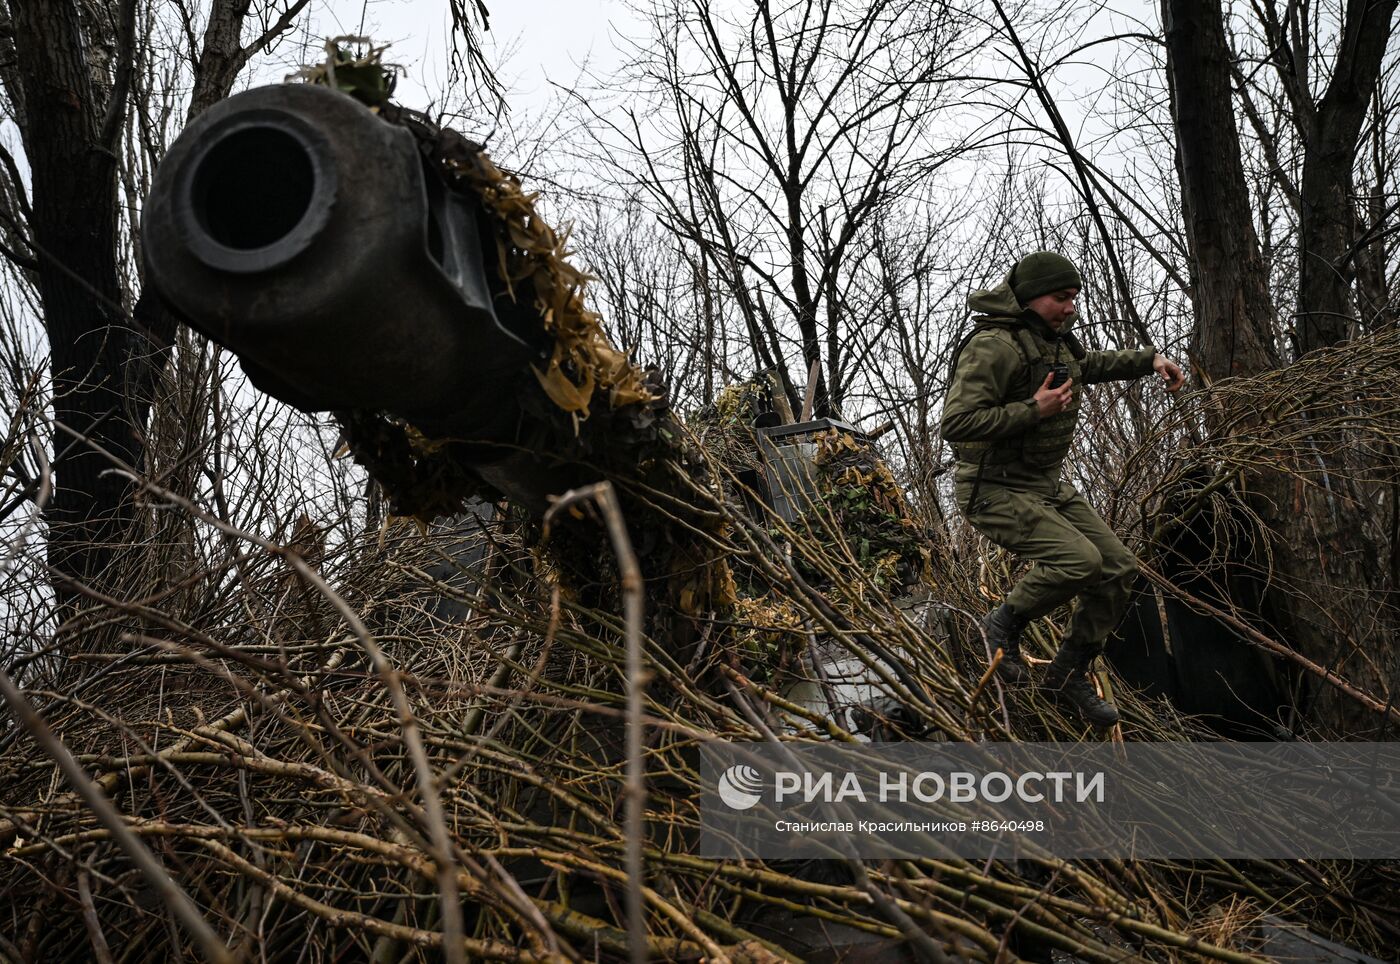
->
[302, 0, 638, 117]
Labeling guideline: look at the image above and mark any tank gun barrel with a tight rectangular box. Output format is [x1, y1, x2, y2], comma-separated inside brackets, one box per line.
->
[142, 82, 537, 442]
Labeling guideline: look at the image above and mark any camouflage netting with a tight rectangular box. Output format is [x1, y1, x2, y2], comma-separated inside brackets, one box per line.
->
[809, 428, 933, 596]
[2, 48, 1399, 964]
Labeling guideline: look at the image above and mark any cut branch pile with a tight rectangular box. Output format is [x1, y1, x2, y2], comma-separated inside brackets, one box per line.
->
[2, 400, 1398, 960]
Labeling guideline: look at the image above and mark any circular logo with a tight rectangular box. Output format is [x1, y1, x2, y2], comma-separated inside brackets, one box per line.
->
[718, 764, 764, 810]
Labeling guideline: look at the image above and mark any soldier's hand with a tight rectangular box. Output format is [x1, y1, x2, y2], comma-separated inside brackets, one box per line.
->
[1153, 353, 1186, 392]
[1033, 371, 1073, 417]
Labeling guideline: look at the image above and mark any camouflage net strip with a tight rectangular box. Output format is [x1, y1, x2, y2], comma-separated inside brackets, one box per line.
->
[448, 149, 655, 418]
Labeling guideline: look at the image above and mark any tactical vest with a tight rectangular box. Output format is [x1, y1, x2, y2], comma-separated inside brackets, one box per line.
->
[948, 322, 1082, 469]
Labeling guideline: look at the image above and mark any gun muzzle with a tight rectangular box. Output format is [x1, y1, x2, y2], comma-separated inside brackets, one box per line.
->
[142, 83, 536, 440]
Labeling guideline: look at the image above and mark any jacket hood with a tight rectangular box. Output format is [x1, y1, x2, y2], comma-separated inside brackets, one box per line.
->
[967, 274, 1023, 318]
[967, 270, 1076, 337]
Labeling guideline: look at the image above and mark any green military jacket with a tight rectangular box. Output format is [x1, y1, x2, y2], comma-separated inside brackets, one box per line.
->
[941, 275, 1156, 495]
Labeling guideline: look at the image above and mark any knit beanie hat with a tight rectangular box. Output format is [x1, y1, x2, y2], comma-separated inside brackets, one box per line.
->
[1011, 251, 1082, 304]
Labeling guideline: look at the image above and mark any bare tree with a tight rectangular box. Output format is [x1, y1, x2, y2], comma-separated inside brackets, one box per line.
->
[0, 0, 320, 605]
[578, 0, 969, 417]
[578, 196, 739, 410]
[1164, 0, 1400, 731]
[1162, 0, 1282, 381]
[1246, 0, 1397, 352]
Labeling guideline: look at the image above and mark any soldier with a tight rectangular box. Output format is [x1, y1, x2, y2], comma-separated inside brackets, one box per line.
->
[941, 251, 1184, 727]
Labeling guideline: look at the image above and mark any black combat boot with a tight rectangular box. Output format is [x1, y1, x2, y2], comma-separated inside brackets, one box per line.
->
[981, 602, 1030, 684]
[1043, 643, 1119, 728]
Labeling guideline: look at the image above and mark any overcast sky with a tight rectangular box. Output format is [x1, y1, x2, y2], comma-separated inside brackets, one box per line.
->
[299, 0, 640, 116]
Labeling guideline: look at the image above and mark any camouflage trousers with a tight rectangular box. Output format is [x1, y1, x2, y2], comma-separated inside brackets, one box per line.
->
[962, 479, 1139, 652]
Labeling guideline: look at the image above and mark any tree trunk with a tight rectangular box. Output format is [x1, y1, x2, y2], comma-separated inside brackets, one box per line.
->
[784, 190, 830, 418]
[11, 0, 133, 598]
[1298, 150, 1361, 350]
[1294, 0, 1397, 353]
[1162, 0, 1280, 381]
[1356, 185, 1395, 332]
